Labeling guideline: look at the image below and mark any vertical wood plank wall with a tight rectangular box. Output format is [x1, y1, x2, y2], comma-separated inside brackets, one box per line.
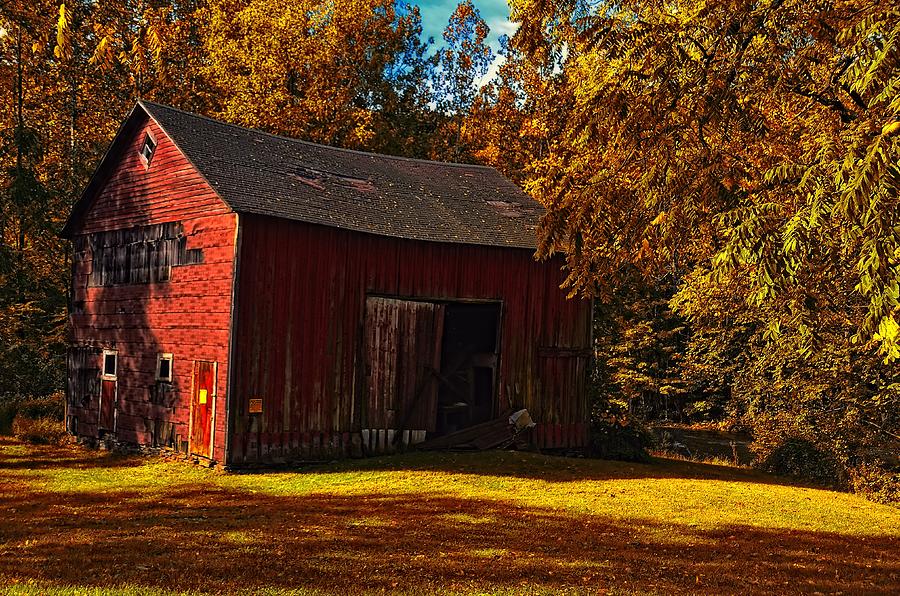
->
[68, 113, 236, 463]
[229, 215, 592, 465]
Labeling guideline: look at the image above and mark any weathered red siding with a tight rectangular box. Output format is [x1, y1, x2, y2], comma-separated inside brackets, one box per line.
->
[228, 215, 592, 465]
[67, 112, 236, 463]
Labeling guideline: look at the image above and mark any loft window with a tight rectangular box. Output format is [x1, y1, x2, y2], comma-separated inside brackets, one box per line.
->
[102, 350, 117, 380]
[139, 133, 157, 165]
[156, 353, 173, 382]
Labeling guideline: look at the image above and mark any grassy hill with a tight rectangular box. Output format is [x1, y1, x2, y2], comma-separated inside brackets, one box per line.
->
[1, 436, 898, 594]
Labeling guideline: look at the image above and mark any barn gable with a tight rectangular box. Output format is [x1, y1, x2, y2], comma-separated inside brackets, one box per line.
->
[61, 105, 231, 237]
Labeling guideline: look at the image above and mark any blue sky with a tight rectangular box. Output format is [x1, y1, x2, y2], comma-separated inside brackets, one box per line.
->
[415, 0, 515, 46]
[413, 0, 517, 79]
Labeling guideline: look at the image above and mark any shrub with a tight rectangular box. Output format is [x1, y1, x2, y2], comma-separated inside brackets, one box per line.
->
[1, 392, 66, 437]
[756, 436, 843, 488]
[590, 411, 651, 462]
[12, 416, 68, 445]
[848, 463, 900, 504]
[17, 393, 65, 421]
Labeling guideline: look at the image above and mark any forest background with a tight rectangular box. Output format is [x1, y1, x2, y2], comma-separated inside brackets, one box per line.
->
[0, 0, 898, 501]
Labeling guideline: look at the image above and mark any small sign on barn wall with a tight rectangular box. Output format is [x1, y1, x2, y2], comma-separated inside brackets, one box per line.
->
[198, 389, 208, 404]
[249, 398, 263, 414]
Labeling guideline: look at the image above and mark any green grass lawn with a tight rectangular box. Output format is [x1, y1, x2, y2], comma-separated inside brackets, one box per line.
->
[1, 436, 899, 595]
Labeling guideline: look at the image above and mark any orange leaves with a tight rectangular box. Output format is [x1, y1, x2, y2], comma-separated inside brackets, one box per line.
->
[88, 35, 114, 70]
[637, 237, 653, 262]
[513, 0, 900, 341]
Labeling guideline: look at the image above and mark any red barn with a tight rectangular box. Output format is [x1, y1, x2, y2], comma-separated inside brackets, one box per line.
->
[61, 101, 592, 467]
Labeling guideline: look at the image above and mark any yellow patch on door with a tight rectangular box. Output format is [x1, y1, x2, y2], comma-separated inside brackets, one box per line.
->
[199, 389, 208, 404]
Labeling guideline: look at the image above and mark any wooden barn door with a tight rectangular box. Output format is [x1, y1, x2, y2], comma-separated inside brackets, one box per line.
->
[364, 297, 444, 435]
[190, 361, 216, 458]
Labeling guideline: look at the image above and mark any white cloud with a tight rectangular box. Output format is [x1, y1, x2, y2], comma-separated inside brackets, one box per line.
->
[488, 16, 519, 39]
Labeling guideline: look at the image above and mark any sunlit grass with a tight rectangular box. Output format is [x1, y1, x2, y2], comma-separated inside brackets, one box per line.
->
[204, 451, 900, 537]
[1, 436, 899, 594]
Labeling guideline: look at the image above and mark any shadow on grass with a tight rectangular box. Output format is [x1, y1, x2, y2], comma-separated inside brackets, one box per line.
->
[0, 431, 801, 490]
[0, 474, 898, 593]
[0, 436, 141, 471]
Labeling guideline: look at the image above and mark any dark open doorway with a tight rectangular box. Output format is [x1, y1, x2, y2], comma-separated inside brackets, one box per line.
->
[435, 302, 501, 435]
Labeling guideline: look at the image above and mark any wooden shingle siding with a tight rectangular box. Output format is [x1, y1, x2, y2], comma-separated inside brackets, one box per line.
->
[67, 113, 236, 463]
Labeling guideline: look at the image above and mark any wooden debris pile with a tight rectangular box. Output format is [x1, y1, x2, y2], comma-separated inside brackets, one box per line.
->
[418, 409, 535, 451]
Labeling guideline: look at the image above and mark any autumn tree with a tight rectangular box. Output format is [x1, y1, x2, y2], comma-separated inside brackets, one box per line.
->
[457, 34, 539, 183]
[511, 0, 900, 492]
[373, 3, 437, 157]
[202, 0, 432, 152]
[513, 0, 897, 351]
[0, 0, 73, 397]
[430, 0, 493, 161]
[721, 7, 900, 361]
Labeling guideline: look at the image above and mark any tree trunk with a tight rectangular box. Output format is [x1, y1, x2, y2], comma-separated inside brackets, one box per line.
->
[15, 24, 24, 255]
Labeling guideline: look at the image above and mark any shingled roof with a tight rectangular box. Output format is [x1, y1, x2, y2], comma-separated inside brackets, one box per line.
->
[108, 101, 541, 249]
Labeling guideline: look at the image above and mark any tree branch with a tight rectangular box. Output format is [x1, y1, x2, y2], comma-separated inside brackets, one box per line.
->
[839, 82, 867, 112]
[863, 418, 900, 441]
[792, 86, 856, 123]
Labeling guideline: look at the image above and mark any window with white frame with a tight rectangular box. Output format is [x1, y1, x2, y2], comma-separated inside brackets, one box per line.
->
[156, 353, 174, 382]
[102, 350, 117, 380]
[139, 132, 157, 165]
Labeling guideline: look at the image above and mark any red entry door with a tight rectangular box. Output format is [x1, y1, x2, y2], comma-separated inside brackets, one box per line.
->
[99, 379, 116, 433]
[98, 350, 118, 434]
[190, 361, 216, 458]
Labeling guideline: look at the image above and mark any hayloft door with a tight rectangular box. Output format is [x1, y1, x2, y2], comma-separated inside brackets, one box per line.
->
[190, 360, 216, 458]
[363, 297, 445, 434]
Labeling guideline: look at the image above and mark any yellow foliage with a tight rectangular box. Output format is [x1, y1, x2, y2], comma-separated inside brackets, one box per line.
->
[202, 0, 414, 149]
[53, 3, 71, 62]
[883, 121, 900, 137]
